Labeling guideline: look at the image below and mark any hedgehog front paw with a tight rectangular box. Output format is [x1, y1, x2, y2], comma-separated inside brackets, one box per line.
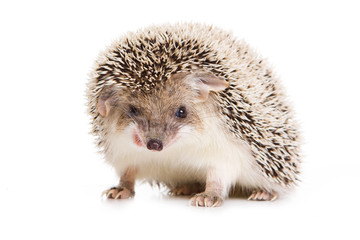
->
[189, 192, 223, 207]
[102, 186, 135, 199]
[248, 190, 278, 201]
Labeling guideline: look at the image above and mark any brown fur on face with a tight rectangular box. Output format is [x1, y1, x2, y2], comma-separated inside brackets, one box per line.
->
[122, 78, 202, 148]
[97, 71, 227, 151]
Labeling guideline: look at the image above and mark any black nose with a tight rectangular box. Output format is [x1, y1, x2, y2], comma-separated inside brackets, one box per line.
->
[147, 139, 163, 151]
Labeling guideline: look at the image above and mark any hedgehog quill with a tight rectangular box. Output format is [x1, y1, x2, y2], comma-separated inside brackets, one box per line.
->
[87, 23, 301, 207]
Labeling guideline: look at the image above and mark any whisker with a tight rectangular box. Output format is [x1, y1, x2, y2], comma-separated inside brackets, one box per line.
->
[177, 130, 202, 143]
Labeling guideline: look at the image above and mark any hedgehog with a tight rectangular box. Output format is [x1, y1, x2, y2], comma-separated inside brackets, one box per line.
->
[87, 23, 301, 207]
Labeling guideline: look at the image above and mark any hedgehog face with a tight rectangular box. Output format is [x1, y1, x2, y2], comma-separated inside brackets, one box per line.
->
[97, 71, 228, 152]
[121, 89, 199, 152]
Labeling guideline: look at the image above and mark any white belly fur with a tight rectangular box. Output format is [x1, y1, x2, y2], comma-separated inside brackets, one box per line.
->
[105, 115, 276, 196]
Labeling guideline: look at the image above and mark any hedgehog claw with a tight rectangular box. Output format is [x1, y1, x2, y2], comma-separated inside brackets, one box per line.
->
[189, 192, 223, 207]
[248, 190, 277, 201]
[102, 186, 134, 199]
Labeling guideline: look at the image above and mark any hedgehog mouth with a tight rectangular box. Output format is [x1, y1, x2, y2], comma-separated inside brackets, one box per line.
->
[133, 131, 165, 151]
[132, 130, 180, 151]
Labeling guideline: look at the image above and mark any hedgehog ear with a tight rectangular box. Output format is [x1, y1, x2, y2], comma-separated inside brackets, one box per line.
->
[187, 72, 229, 101]
[97, 97, 111, 117]
[97, 86, 117, 117]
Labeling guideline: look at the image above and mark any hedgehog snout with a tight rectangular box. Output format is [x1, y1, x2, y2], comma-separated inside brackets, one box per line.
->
[147, 139, 163, 151]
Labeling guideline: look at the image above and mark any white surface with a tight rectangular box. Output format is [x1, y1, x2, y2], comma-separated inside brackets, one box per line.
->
[1, 0, 359, 239]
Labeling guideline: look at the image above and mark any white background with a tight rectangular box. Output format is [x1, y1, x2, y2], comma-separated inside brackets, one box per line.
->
[1, 0, 359, 239]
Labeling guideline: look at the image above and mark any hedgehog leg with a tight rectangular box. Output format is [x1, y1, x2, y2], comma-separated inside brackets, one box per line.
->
[169, 182, 204, 196]
[102, 167, 136, 199]
[189, 169, 224, 207]
[247, 190, 278, 201]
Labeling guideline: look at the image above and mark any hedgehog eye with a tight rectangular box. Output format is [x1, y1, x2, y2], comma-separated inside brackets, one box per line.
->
[175, 106, 187, 118]
[129, 105, 140, 116]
